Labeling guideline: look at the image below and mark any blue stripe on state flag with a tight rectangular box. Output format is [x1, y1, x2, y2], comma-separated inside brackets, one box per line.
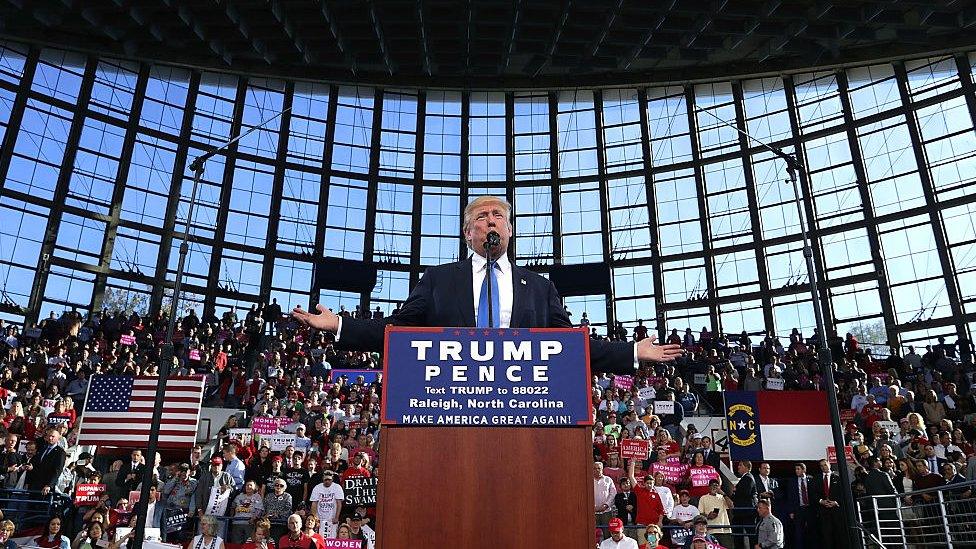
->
[724, 391, 764, 461]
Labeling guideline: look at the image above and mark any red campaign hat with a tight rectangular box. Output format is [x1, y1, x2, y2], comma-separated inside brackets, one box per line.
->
[210, 456, 223, 465]
[272, 455, 284, 462]
[608, 518, 623, 533]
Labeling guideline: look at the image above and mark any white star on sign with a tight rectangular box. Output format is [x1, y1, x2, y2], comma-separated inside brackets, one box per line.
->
[738, 421, 747, 430]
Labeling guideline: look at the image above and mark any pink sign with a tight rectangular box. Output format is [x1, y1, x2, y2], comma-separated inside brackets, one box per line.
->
[645, 376, 664, 386]
[653, 462, 689, 484]
[690, 466, 719, 487]
[251, 417, 279, 435]
[613, 375, 634, 391]
[324, 540, 361, 549]
[189, 349, 201, 361]
[120, 334, 135, 345]
[619, 439, 650, 460]
[276, 417, 294, 430]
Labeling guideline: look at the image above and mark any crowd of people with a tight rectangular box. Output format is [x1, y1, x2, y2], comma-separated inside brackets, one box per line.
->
[591, 323, 976, 548]
[0, 305, 973, 549]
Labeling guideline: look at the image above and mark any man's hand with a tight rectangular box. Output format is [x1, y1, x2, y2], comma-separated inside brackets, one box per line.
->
[292, 304, 339, 333]
[636, 335, 683, 363]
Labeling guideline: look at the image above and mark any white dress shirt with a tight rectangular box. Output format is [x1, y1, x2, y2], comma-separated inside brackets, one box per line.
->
[471, 252, 514, 328]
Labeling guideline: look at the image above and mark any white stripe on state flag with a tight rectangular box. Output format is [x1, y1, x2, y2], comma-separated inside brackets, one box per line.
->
[760, 425, 834, 461]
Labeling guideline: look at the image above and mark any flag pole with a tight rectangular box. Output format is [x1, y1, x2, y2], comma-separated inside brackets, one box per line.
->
[131, 106, 291, 549]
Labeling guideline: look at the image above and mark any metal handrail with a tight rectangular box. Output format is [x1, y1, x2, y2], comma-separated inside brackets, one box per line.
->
[856, 478, 976, 548]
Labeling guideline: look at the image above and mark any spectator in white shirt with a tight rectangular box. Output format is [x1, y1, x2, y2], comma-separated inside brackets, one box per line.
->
[599, 518, 639, 549]
[672, 490, 699, 526]
[594, 462, 617, 526]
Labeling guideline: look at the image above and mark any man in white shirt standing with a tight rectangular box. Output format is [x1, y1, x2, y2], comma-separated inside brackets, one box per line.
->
[599, 518, 638, 549]
[594, 462, 617, 527]
[310, 470, 344, 538]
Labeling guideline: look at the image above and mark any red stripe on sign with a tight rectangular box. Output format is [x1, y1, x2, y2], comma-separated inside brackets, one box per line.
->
[84, 417, 200, 425]
[757, 391, 830, 425]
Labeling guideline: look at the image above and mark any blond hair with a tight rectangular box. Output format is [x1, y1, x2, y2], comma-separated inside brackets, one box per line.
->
[462, 196, 512, 235]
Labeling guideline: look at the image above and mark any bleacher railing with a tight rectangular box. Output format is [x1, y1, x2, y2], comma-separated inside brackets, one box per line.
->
[856, 479, 976, 548]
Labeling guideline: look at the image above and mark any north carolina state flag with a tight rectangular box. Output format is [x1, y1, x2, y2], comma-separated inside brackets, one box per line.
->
[724, 391, 833, 461]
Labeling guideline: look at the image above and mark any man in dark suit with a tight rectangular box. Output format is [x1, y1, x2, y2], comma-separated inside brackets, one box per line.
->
[116, 449, 146, 494]
[614, 477, 638, 525]
[700, 436, 722, 469]
[292, 196, 683, 374]
[812, 458, 849, 549]
[26, 428, 65, 495]
[784, 463, 815, 549]
[731, 461, 758, 549]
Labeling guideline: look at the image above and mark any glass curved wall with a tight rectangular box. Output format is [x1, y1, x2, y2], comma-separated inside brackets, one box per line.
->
[1, 40, 975, 350]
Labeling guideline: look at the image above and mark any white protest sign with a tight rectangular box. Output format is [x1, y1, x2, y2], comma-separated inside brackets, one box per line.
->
[267, 433, 296, 452]
[638, 387, 656, 401]
[653, 400, 675, 416]
[875, 420, 898, 433]
[766, 378, 785, 390]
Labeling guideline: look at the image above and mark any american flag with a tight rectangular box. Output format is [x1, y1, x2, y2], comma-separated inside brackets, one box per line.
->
[77, 375, 204, 449]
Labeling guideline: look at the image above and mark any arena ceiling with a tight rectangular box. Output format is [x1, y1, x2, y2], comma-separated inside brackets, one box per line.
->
[1, 0, 975, 88]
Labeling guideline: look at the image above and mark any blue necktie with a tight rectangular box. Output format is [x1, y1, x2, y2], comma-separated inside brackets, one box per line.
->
[477, 262, 501, 328]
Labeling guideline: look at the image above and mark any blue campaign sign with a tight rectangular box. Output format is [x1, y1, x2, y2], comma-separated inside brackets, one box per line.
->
[381, 327, 593, 427]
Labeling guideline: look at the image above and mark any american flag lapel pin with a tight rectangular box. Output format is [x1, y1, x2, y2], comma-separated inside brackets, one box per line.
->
[520, 278, 526, 285]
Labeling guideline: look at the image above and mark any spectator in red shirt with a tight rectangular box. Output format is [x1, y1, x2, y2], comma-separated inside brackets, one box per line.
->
[339, 453, 371, 483]
[278, 514, 314, 549]
[628, 458, 665, 527]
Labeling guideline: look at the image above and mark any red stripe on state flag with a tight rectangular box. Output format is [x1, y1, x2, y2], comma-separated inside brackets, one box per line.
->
[756, 391, 830, 425]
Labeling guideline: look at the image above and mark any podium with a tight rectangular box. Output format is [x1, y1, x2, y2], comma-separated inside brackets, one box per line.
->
[375, 327, 595, 548]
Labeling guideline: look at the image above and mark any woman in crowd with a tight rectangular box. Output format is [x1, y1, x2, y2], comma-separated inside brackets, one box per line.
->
[0, 520, 16, 549]
[33, 516, 70, 549]
[70, 522, 106, 549]
[301, 515, 326, 549]
[191, 515, 226, 549]
[243, 518, 275, 549]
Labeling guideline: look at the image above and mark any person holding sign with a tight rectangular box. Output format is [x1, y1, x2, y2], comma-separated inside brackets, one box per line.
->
[310, 471, 344, 538]
[292, 196, 683, 375]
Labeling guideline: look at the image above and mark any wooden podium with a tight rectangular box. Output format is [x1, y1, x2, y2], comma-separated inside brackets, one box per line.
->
[375, 327, 595, 548]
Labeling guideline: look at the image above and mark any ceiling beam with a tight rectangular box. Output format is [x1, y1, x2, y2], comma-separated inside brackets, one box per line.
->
[531, 0, 573, 78]
[368, 0, 396, 76]
[417, 0, 432, 76]
[315, 0, 357, 75]
[620, 0, 677, 70]
[502, 0, 521, 72]
[269, 0, 314, 64]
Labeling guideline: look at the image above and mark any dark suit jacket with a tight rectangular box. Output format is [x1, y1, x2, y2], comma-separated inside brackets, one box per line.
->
[756, 474, 780, 500]
[733, 471, 758, 507]
[701, 448, 721, 470]
[864, 469, 897, 497]
[335, 257, 636, 374]
[116, 461, 146, 493]
[27, 443, 65, 492]
[785, 474, 814, 514]
[614, 490, 638, 524]
[812, 472, 844, 517]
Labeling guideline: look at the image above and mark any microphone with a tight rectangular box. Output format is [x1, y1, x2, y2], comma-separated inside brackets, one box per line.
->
[485, 231, 501, 249]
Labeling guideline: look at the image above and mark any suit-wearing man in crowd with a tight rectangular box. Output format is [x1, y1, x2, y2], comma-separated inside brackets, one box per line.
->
[27, 428, 66, 495]
[292, 196, 683, 374]
[755, 462, 779, 504]
[813, 459, 848, 549]
[731, 461, 758, 549]
[116, 449, 146, 493]
[784, 463, 815, 549]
